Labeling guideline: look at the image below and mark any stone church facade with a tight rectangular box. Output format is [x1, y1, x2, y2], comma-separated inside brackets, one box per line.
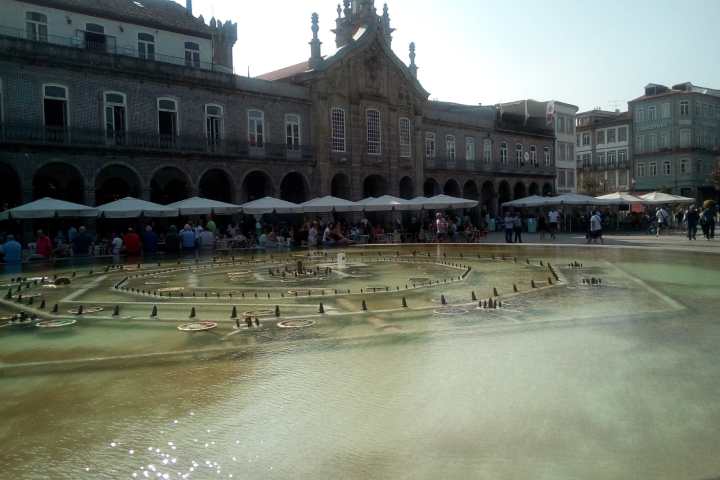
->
[0, 0, 555, 215]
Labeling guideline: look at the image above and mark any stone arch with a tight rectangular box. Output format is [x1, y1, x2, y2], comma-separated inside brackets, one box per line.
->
[514, 182, 527, 200]
[463, 180, 479, 200]
[199, 168, 235, 203]
[423, 178, 441, 197]
[330, 173, 352, 200]
[399, 176, 414, 200]
[363, 174, 388, 198]
[481, 180, 495, 215]
[280, 172, 310, 204]
[529, 182, 540, 196]
[150, 166, 192, 204]
[94, 163, 143, 205]
[498, 180, 511, 211]
[0, 163, 23, 209]
[33, 162, 85, 203]
[241, 170, 275, 202]
[543, 182, 554, 196]
[444, 179, 462, 197]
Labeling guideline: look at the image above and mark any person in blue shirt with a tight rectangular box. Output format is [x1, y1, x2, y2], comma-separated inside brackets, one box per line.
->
[179, 225, 197, 253]
[0, 235, 22, 264]
[142, 225, 159, 256]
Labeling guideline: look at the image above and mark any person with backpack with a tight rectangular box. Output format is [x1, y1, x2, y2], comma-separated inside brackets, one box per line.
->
[655, 206, 670, 237]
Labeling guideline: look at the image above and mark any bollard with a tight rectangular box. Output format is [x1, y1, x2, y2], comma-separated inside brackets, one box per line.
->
[362, 300, 368, 311]
[39, 299, 46, 310]
[440, 295, 447, 305]
[493, 288, 499, 297]
[548, 277, 553, 285]
[402, 297, 408, 308]
[76, 305, 84, 316]
[275, 305, 280, 318]
[151, 305, 158, 318]
[513, 284, 519, 293]
[112, 305, 120, 316]
[231, 306, 238, 319]
[319, 303, 325, 314]
[189, 307, 196, 319]
[471, 291, 477, 301]
[526, 259, 530, 265]
[28, 297, 34, 306]
[531, 280, 537, 289]
[52, 304, 59, 314]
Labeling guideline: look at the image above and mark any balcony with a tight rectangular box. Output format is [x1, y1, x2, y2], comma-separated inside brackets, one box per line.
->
[0, 25, 222, 72]
[0, 123, 315, 162]
[425, 155, 555, 176]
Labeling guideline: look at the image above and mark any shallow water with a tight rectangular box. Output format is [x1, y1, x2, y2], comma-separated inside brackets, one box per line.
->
[1, 245, 720, 479]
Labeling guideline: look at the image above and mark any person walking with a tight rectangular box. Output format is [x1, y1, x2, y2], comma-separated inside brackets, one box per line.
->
[548, 208, 560, 240]
[701, 207, 715, 240]
[123, 227, 142, 257]
[656, 206, 670, 237]
[0, 235, 22, 264]
[142, 225, 158, 256]
[589, 211, 604, 245]
[35, 230, 53, 259]
[686, 207, 699, 240]
[503, 211, 514, 243]
[71, 226, 93, 256]
[110, 232, 123, 263]
[513, 212, 523, 244]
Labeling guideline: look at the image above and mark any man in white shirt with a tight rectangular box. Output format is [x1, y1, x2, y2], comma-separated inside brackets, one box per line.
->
[656, 207, 670, 237]
[548, 209, 560, 240]
[588, 211, 603, 244]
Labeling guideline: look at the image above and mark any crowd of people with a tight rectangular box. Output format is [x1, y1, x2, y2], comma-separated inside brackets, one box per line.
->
[0, 203, 718, 264]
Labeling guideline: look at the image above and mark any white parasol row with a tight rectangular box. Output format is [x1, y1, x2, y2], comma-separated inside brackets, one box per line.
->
[502, 191, 698, 209]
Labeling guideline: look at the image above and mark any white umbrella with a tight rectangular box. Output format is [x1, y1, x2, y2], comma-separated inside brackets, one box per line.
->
[501, 195, 547, 208]
[98, 197, 179, 218]
[0, 197, 98, 220]
[542, 193, 613, 206]
[421, 194, 479, 210]
[240, 197, 300, 215]
[167, 197, 241, 215]
[358, 195, 418, 212]
[299, 196, 362, 213]
[595, 192, 646, 205]
[640, 192, 695, 205]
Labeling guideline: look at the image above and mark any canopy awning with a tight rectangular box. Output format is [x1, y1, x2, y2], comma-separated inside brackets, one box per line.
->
[415, 194, 479, 210]
[97, 197, 179, 218]
[640, 192, 695, 205]
[240, 197, 300, 215]
[299, 196, 362, 213]
[501, 195, 547, 208]
[0, 197, 98, 220]
[358, 195, 419, 212]
[542, 193, 614, 207]
[167, 197, 241, 215]
[595, 192, 646, 205]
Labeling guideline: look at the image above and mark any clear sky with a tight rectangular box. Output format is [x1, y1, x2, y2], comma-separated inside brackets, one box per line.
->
[186, 0, 720, 112]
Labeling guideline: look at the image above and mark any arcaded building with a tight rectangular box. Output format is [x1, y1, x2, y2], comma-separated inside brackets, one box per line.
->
[0, 0, 556, 215]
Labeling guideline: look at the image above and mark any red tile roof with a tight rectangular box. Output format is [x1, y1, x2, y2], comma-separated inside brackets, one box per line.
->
[256, 61, 310, 82]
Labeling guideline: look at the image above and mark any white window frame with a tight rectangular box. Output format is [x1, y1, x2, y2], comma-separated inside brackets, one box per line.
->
[500, 142, 508, 166]
[184, 42, 200, 68]
[425, 132, 436, 159]
[530, 145, 537, 166]
[648, 106, 657, 121]
[680, 158, 690, 174]
[104, 91, 127, 138]
[366, 109, 382, 155]
[331, 107, 346, 153]
[285, 113, 301, 151]
[399, 117, 411, 158]
[483, 139, 492, 164]
[607, 150, 616, 168]
[42, 83, 69, 128]
[607, 128, 616, 144]
[680, 101, 689, 116]
[138, 32, 155, 60]
[637, 163, 646, 177]
[544, 146, 552, 166]
[515, 144, 523, 167]
[582, 132, 591, 146]
[618, 149, 627, 166]
[205, 103, 224, 143]
[597, 130, 605, 145]
[465, 137, 475, 164]
[248, 109, 265, 148]
[26, 11, 48, 42]
[661, 102, 671, 119]
[679, 129, 691, 148]
[663, 160, 672, 176]
[156, 97, 178, 136]
[649, 162, 658, 177]
[446, 135, 456, 163]
[618, 127, 628, 142]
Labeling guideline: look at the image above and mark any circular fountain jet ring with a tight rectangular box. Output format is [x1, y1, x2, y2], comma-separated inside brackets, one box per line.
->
[434, 307, 470, 316]
[37, 319, 77, 329]
[178, 321, 217, 332]
[277, 319, 316, 329]
[67, 306, 104, 314]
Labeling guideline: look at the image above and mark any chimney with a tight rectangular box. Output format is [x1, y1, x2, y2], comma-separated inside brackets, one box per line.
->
[186, 0, 192, 16]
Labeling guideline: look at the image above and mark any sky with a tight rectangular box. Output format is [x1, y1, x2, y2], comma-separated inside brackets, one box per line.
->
[184, 0, 720, 112]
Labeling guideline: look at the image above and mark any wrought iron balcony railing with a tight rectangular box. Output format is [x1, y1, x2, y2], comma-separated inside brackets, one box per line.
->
[0, 123, 315, 161]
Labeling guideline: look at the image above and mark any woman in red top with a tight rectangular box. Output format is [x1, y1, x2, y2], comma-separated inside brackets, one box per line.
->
[123, 228, 142, 256]
[35, 230, 53, 258]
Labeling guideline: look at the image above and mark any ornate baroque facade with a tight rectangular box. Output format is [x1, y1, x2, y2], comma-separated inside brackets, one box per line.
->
[0, 0, 556, 214]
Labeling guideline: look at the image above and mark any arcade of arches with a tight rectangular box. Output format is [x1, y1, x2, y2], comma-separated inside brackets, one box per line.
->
[33, 163, 85, 204]
[95, 164, 142, 206]
[280, 172, 309, 204]
[199, 169, 234, 203]
[150, 167, 191, 205]
[0, 163, 22, 209]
